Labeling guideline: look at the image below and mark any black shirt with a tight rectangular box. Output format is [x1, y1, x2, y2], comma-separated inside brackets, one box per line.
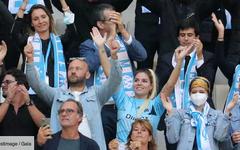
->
[0, 104, 38, 136]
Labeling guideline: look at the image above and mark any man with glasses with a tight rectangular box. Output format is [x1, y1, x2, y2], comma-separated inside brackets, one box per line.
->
[0, 69, 45, 140]
[24, 33, 122, 150]
[37, 99, 99, 150]
[79, 4, 147, 147]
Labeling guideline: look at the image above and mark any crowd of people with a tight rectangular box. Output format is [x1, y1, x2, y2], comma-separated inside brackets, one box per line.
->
[0, 0, 240, 150]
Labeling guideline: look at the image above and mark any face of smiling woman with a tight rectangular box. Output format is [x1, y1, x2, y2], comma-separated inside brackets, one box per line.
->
[31, 8, 50, 35]
[133, 72, 153, 99]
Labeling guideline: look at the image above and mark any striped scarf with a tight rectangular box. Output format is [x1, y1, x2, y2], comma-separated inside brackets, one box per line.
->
[27, 33, 67, 92]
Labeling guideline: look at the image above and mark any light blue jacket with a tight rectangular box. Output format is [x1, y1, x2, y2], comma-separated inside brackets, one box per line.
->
[165, 108, 230, 150]
[26, 59, 122, 150]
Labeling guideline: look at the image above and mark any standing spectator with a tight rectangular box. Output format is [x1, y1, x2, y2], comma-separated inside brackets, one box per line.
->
[1, 0, 53, 69]
[156, 18, 217, 149]
[24, 29, 122, 150]
[79, 3, 147, 148]
[134, 0, 161, 69]
[11, 0, 78, 117]
[161, 77, 237, 150]
[37, 99, 100, 150]
[51, 0, 132, 61]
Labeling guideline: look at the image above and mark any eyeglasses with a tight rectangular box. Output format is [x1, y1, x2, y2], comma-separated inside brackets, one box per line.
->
[58, 108, 78, 115]
[1, 80, 16, 85]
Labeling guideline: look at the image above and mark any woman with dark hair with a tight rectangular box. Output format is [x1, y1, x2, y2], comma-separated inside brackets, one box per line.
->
[126, 119, 157, 150]
[11, 0, 77, 117]
[109, 119, 156, 150]
[161, 76, 237, 150]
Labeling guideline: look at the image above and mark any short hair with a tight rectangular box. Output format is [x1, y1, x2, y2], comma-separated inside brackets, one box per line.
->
[177, 16, 200, 37]
[59, 99, 83, 117]
[28, 4, 55, 34]
[135, 69, 158, 99]
[91, 3, 115, 27]
[126, 119, 157, 150]
[1, 68, 29, 90]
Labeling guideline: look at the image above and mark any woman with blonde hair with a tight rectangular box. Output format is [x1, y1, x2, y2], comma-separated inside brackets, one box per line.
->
[106, 44, 192, 147]
[161, 76, 238, 150]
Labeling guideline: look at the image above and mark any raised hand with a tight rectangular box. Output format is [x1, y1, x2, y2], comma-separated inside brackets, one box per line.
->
[90, 27, 107, 49]
[109, 11, 130, 41]
[6, 81, 18, 103]
[225, 92, 239, 115]
[129, 140, 141, 150]
[17, 85, 31, 104]
[160, 93, 173, 115]
[211, 13, 224, 36]
[108, 139, 119, 150]
[193, 39, 203, 60]
[175, 44, 193, 63]
[24, 42, 34, 63]
[0, 41, 7, 64]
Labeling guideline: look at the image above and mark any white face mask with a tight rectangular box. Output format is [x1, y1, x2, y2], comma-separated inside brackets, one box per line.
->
[190, 92, 208, 106]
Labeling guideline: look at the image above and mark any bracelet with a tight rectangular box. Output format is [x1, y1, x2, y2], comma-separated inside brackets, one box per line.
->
[62, 6, 70, 12]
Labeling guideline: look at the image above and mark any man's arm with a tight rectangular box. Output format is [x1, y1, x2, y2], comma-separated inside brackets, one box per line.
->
[95, 58, 122, 106]
[24, 43, 57, 106]
[109, 11, 147, 61]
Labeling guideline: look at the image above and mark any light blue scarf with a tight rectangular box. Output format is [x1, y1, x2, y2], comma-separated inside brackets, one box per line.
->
[171, 51, 198, 109]
[28, 33, 67, 91]
[94, 35, 134, 97]
[225, 65, 240, 107]
[189, 102, 211, 150]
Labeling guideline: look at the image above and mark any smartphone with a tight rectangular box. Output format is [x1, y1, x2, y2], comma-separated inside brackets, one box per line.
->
[40, 118, 50, 127]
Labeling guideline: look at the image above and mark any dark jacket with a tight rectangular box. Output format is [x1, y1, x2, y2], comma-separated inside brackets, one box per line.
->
[43, 131, 100, 150]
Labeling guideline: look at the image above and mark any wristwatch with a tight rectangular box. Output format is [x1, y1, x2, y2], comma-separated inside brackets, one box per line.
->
[25, 99, 34, 106]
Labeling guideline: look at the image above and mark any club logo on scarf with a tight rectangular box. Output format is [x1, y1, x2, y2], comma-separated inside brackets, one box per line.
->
[94, 35, 134, 99]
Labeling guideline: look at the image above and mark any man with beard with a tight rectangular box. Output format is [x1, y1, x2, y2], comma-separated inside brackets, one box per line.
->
[24, 33, 122, 150]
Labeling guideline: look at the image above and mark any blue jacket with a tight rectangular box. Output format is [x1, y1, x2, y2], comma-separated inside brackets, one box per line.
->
[79, 35, 147, 87]
[165, 108, 230, 150]
[26, 59, 122, 150]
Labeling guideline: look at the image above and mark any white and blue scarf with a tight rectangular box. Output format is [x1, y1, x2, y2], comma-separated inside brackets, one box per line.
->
[171, 50, 198, 109]
[225, 65, 240, 108]
[94, 35, 134, 97]
[27, 33, 67, 93]
[189, 102, 211, 150]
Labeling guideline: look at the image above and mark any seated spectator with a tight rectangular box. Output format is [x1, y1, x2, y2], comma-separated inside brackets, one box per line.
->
[109, 119, 157, 150]
[37, 99, 99, 150]
[24, 29, 122, 150]
[161, 77, 237, 150]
